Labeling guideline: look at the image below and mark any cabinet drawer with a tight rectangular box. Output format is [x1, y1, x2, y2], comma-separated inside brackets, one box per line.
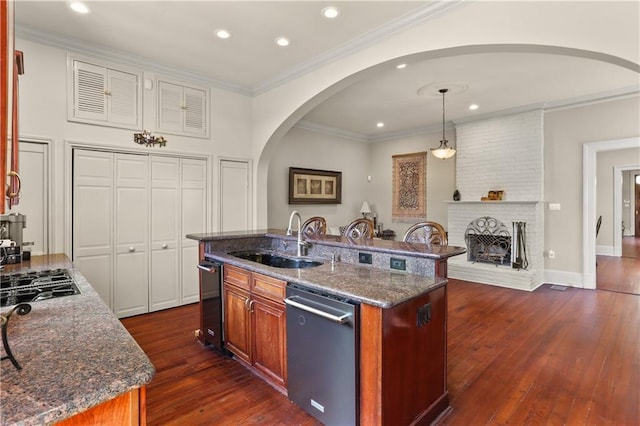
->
[252, 273, 286, 302]
[224, 264, 251, 290]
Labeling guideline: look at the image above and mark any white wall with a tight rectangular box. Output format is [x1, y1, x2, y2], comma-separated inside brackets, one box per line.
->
[267, 126, 369, 231]
[16, 38, 254, 253]
[596, 149, 640, 251]
[544, 96, 640, 275]
[369, 129, 455, 238]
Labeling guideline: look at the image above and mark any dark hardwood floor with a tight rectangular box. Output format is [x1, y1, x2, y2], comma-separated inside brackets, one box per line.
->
[597, 236, 640, 295]
[122, 279, 639, 425]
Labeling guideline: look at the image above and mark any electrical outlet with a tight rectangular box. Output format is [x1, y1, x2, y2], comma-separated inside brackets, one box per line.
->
[358, 252, 372, 264]
[548, 250, 556, 259]
[390, 258, 406, 271]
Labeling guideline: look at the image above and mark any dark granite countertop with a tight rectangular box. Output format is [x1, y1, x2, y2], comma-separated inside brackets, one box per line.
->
[206, 249, 447, 308]
[0, 254, 155, 426]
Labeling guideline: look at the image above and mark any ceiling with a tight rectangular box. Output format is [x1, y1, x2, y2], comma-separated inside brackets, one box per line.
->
[14, 1, 640, 141]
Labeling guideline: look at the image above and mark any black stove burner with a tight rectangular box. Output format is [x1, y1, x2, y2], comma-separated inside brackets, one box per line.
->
[0, 268, 81, 307]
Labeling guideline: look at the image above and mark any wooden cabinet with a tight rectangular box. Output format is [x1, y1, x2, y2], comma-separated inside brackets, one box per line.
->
[67, 56, 142, 130]
[223, 265, 287, 390]
[56, 386, 146, 426]
[157, 79, 209, 138]
[73, 149, 207, 318]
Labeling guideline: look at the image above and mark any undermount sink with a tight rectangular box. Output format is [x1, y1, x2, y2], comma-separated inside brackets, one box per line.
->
[229, 251, 323, 269]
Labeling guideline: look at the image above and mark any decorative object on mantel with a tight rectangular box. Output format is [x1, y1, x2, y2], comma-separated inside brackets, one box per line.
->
[430, 88, 456, 160]
[481, 190, 504, 201]
[134, 130, 167, 147]
[392, 152, 426, 222]
[453, 189, 461, 201]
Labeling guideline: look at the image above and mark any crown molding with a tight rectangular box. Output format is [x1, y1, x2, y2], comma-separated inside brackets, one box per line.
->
[15, 26, 253, 96]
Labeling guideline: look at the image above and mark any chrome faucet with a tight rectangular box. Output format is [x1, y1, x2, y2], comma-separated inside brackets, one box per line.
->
[286, 211, 306, 256]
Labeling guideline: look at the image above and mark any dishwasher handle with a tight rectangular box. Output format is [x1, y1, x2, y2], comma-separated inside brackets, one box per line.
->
[284, 295, 352, 324]
[197, 263, 218, 273]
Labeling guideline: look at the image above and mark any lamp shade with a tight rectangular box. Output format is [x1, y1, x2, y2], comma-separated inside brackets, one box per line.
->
[431, 142, 456, 159]
[360, 201, 371, 215]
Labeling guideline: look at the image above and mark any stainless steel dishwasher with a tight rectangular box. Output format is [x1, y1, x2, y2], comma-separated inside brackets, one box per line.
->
[285, 284, 359, 425]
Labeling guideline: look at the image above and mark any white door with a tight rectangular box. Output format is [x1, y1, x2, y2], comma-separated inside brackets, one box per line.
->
[220, 159, 251, 232]
[8, 141, 49, 255]
[181, 158, 207, 304]
[149, 156, 180, 311]
[114, 153, 149, 318]
[73, 149, 114, 307]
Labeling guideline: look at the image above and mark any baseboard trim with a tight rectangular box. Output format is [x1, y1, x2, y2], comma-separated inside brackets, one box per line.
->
[544, 269, 584, 288]
[596, 245, 614, 256]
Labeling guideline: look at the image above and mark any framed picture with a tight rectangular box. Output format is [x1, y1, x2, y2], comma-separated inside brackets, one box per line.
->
[289, 167, 342, 204]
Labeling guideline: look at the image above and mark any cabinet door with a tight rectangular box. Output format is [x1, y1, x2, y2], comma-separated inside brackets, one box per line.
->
[158, 81, 183, 133]
[73, 60, 107, 122]
[149, 156, 180, 312]
[183, 86, 206, 136]
[73, 150, 114, 308]
[223, 283, 252, 364]
[180, 159, 207, 304]
[252, 294, 287, 388]
[107, 68, 138, 126]
[114, 153, 149, 318]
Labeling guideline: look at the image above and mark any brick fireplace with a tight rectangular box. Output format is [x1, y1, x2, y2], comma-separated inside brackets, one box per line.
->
[447, 110, 544, 291]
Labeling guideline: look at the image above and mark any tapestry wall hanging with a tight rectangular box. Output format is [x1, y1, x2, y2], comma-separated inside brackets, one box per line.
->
[392, 152, 427, 222]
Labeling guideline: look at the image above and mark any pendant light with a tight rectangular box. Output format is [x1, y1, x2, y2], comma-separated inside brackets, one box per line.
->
[430, 88, 456, 160]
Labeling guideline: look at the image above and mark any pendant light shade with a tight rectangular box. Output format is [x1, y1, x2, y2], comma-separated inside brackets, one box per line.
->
[430, 88, 456, 160]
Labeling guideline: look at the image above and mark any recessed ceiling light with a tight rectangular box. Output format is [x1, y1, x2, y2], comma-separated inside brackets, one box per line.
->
[396, 63, 407, 69]
[376, 122, 385, 128]
[469, 104, 479, 110]
[69, 1, 89, 14]
[322, 6, 340, 19]
[275, 37, 290, 47]
[215, 29, 231, 39]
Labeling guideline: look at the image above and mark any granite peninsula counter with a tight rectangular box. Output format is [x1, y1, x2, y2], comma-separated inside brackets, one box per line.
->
[0, 254, 155, 426]
[187, 229, 466, 425]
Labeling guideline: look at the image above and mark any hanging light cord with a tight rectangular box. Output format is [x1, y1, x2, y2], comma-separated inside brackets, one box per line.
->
[440, 88, 448, 143]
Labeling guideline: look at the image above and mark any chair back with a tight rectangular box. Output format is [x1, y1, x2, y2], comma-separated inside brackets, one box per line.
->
[301, 216, 327, 238]
[403, 221, 448, 246]
[344, 218, 375, 239]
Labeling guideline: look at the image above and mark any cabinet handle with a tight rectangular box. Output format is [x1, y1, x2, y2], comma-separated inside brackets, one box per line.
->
[180, 105, 187, 110]
[128, 247, 135, 252]
[248, 300, 255, 313]
[104, 90, 112, 96]
[244, 298, 250, 311]
[162, 243, 168, 249]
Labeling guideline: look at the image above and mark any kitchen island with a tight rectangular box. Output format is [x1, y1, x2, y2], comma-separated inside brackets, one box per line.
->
[188, 230, 465, 425]
[0, 254, 155, 426]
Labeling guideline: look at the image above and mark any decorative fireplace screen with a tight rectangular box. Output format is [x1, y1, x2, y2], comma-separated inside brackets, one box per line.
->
[464, 217, 512, 266]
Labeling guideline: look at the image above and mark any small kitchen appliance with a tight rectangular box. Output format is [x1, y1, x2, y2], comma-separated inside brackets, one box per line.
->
[0, 213, 27, 265]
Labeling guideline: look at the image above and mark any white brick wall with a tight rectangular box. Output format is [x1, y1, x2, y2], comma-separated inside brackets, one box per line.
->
[448, 110, 544, 290]
[455, 110, 543, 202]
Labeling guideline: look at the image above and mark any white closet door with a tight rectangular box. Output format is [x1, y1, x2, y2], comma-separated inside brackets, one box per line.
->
[220, 159, 251, 232]
[114, 153, 149, 318]
[150, 156, 180, 311]
[8, 141, 48, 255]
[73, 150, 113, 308]
[181, 158, 207, 304]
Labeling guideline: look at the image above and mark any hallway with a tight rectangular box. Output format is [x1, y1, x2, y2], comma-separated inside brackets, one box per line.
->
[596, 236, 640, 295]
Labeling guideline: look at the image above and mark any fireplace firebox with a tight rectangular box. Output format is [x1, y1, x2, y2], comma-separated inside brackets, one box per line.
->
[464, 217, 512, 266]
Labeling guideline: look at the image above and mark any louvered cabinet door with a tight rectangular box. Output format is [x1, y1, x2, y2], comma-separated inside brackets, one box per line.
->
[69, 56, 141, 130]
[183, 86, 207, 136]
[73, 60, 108, 122]
[157, 79, 209, 138]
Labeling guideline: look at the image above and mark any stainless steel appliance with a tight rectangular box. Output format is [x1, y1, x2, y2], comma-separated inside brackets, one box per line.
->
[285, 284, 359, 425]
[198, 260, 224, 350]
[0, 213, 27, 264]
[0, 269, 80, 307]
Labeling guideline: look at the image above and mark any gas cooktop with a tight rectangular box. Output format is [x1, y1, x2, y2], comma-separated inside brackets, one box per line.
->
[0, 268, 81, 307]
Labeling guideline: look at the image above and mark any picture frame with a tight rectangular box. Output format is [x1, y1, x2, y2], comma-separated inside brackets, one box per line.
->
[392, 151, 427, 222]
[288, 167, 342, 204]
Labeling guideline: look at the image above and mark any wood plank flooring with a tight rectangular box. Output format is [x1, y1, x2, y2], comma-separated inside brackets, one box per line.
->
[122, 280, 639, 425]
[597, 236, 640, 295]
